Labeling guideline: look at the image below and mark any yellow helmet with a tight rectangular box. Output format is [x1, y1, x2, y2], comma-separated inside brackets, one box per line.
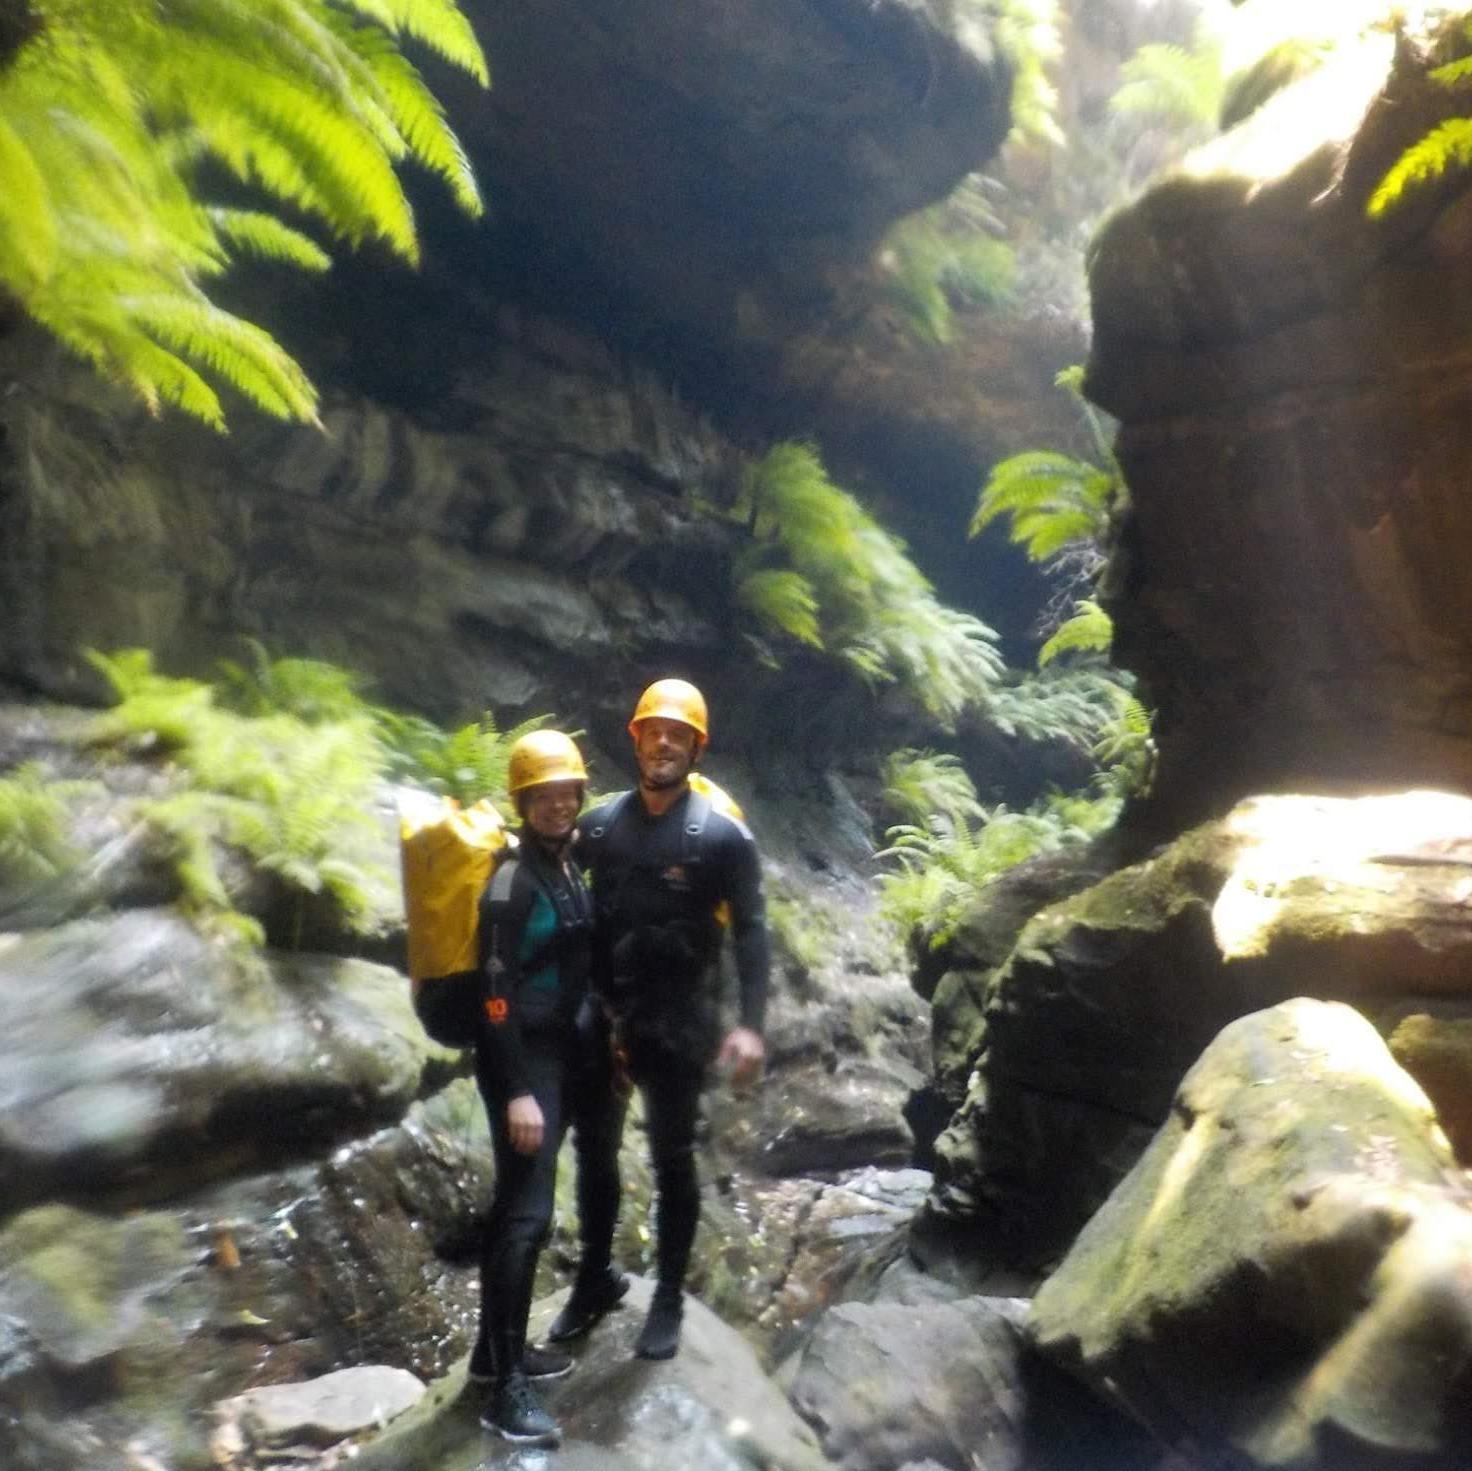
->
[507, 730, 587, 794]
[628, 678, 708, 746]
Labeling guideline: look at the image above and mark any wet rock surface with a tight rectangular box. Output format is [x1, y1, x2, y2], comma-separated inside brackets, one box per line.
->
[1030, 998, 1472, 1470]
[788, 1294, 1159, 1471]
[924, 789, 1472, 1265]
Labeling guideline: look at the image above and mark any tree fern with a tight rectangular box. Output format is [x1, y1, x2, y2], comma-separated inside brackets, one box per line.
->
[0, 0, 487, 429]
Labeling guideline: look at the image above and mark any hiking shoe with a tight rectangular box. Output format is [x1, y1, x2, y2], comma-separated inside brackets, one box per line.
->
[482, 1371, 561, 1446]
[547, 1267, 630, 1343]
[634, 1287, 683, 1361]
[523, 1342, 574, 1381]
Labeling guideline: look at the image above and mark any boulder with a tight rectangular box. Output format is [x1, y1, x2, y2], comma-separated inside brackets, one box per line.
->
[347, 1275, 831, 1471]
[212, 1365, 426, 1468]
[0, 909, 458, 1208]
[789, 1294, 1159, 1471]
[1029, 997, 1472, 1470]
[922, 789, 1472, 1263]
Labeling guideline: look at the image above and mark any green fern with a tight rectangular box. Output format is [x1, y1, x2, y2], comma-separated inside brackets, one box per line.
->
[882, 206, 1016, 345]
[881, 748, 986, 829]
[972, 450, 1117, 560]
[1220, 35, 1332, 130]
[0, 763, 97, 889]
[1110, 41, 1224, 133]
[1038, 598, 1112, 666]
[1372, 116, 1472, 217]
[0, 0, 488, 429]
[215, 640, 373, 724]
[376, 709, 552, 809]
[877, 790, 1118, 948]
[991, 0, 1063, 148]
[734, 442, 1005, 728]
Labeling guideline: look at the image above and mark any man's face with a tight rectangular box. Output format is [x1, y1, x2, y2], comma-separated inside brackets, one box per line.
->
[522, 780, 582, 842]
[634, 717, 699, 790]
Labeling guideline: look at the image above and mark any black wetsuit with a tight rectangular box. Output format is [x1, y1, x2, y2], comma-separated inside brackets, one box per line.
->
[570, 785, 769, 1294]
[472, 836, 611, 1380]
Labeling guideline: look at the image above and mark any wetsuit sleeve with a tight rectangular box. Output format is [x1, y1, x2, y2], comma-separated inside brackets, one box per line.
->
[721, 821, 769, 1035]
[478, 868, 534, 1099]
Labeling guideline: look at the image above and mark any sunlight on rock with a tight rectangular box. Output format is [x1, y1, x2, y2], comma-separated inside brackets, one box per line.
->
[1212, 790, 1472, 965]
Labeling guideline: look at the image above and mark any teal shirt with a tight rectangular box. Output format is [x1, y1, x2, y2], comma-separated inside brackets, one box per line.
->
[518, 889, 560, 991]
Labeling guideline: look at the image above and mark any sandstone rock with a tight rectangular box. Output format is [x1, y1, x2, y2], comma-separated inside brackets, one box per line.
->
[348, 1275, 830, 1471]
[789, 1295, 1157, 1471]
[924, 789, 1472, 1264]
[0, 909, 457, 1208]
[1086, 17, 1472, 829]
[212, 1365, 425, 1468]
[1030, 997, 1472, 1470]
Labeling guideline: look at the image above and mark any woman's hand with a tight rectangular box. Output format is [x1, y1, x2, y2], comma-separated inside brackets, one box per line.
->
[506, 1093, 545, 1155]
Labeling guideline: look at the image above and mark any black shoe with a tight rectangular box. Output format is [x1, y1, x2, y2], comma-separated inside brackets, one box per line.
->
[634, 1288, 683, 1361]
[523, 1342, 573, 1381]
[482, 1371, 561, 1446]
[547, 1268, 630, 1343]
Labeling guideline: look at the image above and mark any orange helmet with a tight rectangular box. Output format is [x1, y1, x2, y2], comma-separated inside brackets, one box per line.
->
[628, 678, 708, 747]
[507, 730, 587, 795]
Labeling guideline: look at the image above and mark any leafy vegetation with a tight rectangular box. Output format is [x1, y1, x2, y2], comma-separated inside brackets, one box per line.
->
[877, 789, 1117, 949]
[1371, 14, 1472, 216]
[88, 648, 386, 941]
[880, 748, 987, 830]
[84, 645, 562, 942]
[1110, 40, 1225, 136]
[990, 0, 1064, 149]
[376, 709, 552, 806]
[973, 366, 1120, 569]
[882, 199, 1017, 345]
[730, 442, 1005, 729]
[0, 0, 487, 430]
[0, 762, 95, 889]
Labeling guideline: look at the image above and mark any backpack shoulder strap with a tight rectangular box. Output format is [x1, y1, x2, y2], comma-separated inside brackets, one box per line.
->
[681, 788, 712, 867]
[486, 854, 521, 909]
[583, 790, 634, 848]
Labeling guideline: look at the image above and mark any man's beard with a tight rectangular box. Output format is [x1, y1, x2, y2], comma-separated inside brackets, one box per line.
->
[639, 758, 691, 791]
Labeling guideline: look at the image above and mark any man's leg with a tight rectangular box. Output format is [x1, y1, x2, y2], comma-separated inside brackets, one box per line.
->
[547, 1033, 631, 1342]
[634, 1057, 704, 1360]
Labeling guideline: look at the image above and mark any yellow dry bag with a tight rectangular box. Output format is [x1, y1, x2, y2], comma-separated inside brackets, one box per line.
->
[399, 790, 513, 1046]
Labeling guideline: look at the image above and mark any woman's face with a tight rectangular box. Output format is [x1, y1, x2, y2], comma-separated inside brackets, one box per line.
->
[522, 779, 582, 842]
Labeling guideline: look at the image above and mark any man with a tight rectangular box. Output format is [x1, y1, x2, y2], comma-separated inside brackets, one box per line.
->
[549, 678, 769, 1360]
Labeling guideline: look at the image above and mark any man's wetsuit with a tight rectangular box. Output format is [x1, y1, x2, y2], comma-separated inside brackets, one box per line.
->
[569, 785, 769, 1298]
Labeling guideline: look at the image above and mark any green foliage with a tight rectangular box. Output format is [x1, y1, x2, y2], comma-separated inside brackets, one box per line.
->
[765, 892, 827, 983]
[88, 647, 386, 938]
[991, 0, 1063, 148]
[1110, 41, 1224, 134]
[0, 0, 487, 430]
[733, 443, 1005, 729]
[0, 762, 96, 889]
[1038, 597, 1112, 666]
[882, 205, 1017, 345]
[880, 748, 986, 829]
[973, 368, 1122, 563]
[376, 709, 551, 808]
[1372, 16, 1472, 217]
[215, 640, 373, 724]
[877, 788, 1118, 948]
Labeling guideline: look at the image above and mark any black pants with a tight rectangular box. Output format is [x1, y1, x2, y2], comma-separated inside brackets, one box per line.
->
[575, 1036, 706, 1295]
[474, 1029, 624, 1376]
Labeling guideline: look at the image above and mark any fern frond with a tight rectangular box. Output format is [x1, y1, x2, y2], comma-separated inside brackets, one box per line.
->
[1038, 599, 1113, 666]
[736, 569, 824, 649]
[1370, 117, 1472, 216]
[1110, 41, 1223, 130]
[338, 0, 490, 84]
[208, 209, 332, 271]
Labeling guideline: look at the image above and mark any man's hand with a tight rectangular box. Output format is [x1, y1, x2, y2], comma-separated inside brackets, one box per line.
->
[715, 1026, 764, 1088]
[506, 1093, 545, 1155]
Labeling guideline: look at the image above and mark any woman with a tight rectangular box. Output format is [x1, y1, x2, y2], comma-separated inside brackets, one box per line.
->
[468, 729, 603, 1447]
